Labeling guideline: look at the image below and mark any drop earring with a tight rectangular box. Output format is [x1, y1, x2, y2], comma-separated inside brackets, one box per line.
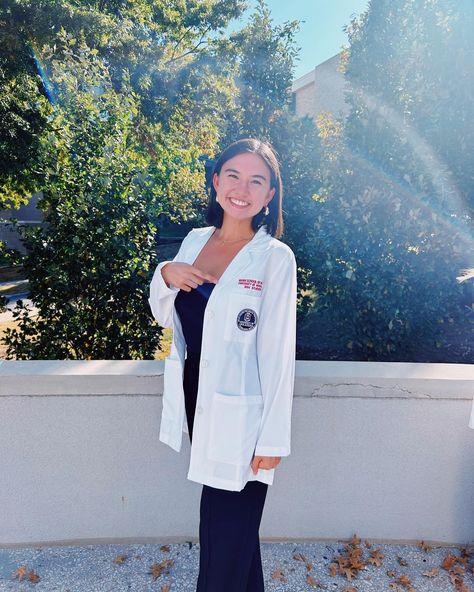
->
[264, 205, 269, 216]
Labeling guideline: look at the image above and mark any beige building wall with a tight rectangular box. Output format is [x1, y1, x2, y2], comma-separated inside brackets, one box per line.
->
[292, 53, 351, 121]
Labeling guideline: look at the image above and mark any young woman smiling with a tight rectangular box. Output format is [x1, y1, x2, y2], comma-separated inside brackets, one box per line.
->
[149, 138, 297, 591]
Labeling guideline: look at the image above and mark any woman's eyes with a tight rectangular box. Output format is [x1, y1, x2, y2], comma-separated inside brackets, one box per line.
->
[227, 174, 262, 185]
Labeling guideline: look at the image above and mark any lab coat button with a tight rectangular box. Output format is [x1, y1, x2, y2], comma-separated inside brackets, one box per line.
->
[196, 405, 203, 414]
[201, 359, 209, 368]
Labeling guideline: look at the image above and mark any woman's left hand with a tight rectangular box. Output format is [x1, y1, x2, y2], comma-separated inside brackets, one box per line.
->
[251, 455, 281, 474]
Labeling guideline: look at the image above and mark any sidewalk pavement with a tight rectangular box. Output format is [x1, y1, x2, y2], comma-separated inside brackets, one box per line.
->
[0, 279, 35, 322]
[1, 539, 473, 591]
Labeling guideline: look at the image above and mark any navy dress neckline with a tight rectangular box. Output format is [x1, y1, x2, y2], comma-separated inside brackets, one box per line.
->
[174, 282, 216, 358]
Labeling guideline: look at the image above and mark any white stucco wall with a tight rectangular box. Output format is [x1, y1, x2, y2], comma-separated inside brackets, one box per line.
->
[0, 360, 473, 547]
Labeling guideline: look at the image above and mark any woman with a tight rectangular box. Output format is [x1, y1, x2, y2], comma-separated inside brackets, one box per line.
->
[148, 138, 297, 591]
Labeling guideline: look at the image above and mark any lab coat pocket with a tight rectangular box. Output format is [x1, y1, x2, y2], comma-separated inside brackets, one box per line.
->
[208, 393, 263, 465]
[224, 292, 262, 343]
[162, 357, 183, 420]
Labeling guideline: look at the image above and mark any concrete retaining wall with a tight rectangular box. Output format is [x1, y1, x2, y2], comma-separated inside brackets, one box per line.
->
[1, 360, 473, 547]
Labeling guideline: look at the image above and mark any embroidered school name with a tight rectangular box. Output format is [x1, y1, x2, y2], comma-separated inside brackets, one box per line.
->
[238, 279, 263, 292]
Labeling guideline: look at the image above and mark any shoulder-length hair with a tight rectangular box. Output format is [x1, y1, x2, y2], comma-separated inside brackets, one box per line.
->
[205, 138, 284, 238]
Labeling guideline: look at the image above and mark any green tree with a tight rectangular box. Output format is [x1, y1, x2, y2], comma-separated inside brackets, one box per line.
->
[305, 0, 473, 361]
[3, 41, 161, 358]
[0, 0, 246, 201]
[0, 41, 239, 359]
[1, 1, 247, 357]
[214, 0, 323, 323]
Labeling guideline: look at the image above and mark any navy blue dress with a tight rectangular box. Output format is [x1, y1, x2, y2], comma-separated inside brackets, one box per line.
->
[174, 279, 268, 592]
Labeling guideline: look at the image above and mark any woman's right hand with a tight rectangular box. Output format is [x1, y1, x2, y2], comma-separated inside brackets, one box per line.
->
[161, 262, 219, 292]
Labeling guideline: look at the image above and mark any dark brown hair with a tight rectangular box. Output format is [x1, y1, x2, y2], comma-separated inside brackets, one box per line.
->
[205, 138, 284, 238]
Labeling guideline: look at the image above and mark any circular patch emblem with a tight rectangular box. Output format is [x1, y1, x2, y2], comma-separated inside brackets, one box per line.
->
[236, 308, 258, 331]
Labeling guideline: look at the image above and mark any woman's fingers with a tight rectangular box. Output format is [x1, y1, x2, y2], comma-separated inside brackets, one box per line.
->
[180, 268, 217, 291]
[251, 456, 262, 474]
[191, 266, 219, 284]
[161, 262, 218, 291]
[251, 456, 281, 473]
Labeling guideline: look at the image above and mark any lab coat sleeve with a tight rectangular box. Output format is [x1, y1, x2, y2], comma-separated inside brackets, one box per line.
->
[254, 250, 297, 458]
[148, 231, 192, 329]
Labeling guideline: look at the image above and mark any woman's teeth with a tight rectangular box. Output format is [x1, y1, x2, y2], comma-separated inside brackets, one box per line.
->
[230, 198, 249, 207]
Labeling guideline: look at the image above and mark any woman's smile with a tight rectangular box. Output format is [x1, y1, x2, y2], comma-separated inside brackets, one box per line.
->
[229, 197, 251, 208]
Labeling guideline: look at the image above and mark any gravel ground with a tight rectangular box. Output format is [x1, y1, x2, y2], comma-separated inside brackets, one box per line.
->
[1, 540, 473, 592]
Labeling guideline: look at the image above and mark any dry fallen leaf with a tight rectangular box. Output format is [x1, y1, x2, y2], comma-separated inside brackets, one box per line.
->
[397, 556, 408, 566]
[13, 566, 28, 581]
[306, 573, 325, 588]
[420, 540, 432, 552]
[450, 566, 465, 578]
[160, 585, 171, 592]
[341, 566, 357, 581]
[330, 536, 370, 582]
[148, 558, 175, 580]
[27, 569, 41, 584]
[293, 552, 308, 562]
[271, 567, 286, 582]
[160, 545, 170, 553]
[442, 554, 459, 570]
[397, 574, 413, 589]
[387, 569, 396, 577]
[440, 552, 472, 592]
[347, 549, 365, 570]
[368, 549, 384, 567]
[449, 573, 466, 590]
[113, 554, 128, 564]
[422, 567, 439, 577]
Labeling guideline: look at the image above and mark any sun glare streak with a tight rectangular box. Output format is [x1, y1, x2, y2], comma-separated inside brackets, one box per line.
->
[27, 39, 56, 106]
[344, 84, 473, 249]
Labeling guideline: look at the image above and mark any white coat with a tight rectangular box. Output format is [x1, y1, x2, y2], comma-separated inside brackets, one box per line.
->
[148, 224, 297, 492]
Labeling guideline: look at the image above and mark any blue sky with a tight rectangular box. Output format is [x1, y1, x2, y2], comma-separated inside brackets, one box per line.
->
[228, 0, 370, 80]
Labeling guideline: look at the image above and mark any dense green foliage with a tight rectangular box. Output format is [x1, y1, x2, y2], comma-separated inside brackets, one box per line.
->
[1, 0, 472, 362]
[0, 0, 243, 206]
[0, 0, 244, 358]
[3, 43, 159, 357]
[303, 0, 473, 361]
[216, 1, 323, 287]
[2, 0, 321, 358]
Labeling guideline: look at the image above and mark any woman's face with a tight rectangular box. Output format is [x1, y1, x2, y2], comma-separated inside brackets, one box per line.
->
[212, 152, 276, 223]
